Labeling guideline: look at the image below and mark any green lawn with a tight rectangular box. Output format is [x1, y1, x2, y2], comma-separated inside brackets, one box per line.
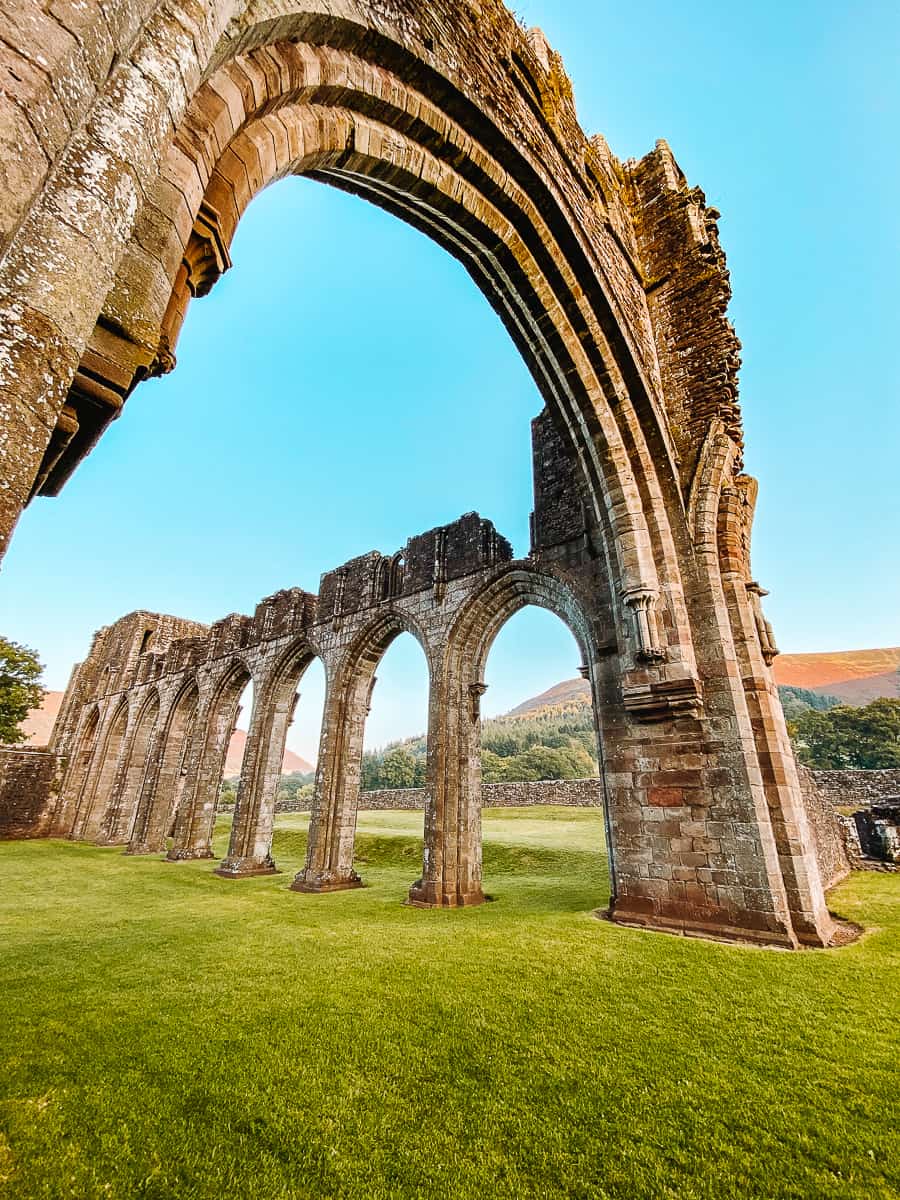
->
[0, 808, 897, 1199]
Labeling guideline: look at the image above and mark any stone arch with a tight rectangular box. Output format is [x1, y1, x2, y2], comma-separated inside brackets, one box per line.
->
[216, 638, 321, 878]
[87, 34, 697, 680]
[128, 677, 201, 855]
[74, 696, 130, 843]
[75, 696, 130, 844]
[167, 658, 254, 861]
[59, 703, 101, 838]
[292, 607, 432, 894]
[98, 688, 162, 846]
[406, 564, 597, 910]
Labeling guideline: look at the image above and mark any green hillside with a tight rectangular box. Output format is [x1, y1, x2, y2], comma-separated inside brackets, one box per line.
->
[361, 698, 598, 789]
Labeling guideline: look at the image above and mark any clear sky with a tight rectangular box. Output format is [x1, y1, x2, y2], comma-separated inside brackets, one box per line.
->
[1, 0, 898, 760]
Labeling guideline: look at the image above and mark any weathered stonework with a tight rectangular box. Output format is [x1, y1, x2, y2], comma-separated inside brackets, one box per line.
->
[0, 748, 65, 839]
[797, 769, 850, 891]
[802, 767, 900, 810]
[0, 0, 839, 945]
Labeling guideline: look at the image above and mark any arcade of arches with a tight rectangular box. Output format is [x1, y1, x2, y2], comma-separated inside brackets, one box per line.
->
[0, 0, 836, 946]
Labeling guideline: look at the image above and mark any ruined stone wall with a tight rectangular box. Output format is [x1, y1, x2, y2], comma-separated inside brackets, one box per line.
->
[263, 777, 604, 814]
[803, 767, 900, 809]
[0, 748, 66, 839]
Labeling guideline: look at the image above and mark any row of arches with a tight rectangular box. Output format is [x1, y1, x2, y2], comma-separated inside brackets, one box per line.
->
[58, 567, 600, 908]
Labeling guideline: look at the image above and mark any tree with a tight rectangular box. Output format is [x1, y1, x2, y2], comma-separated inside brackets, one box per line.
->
[0, 636, 45, 744]
[789, 699, 900, 769]
[379, 747, 417, 789]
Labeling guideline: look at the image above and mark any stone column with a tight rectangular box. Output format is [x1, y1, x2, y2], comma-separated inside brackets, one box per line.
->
[214, 690, 298, 879]
[408, 668, 485, 909]
[721, 573, 834, 945]
[291, 670, 365, 895]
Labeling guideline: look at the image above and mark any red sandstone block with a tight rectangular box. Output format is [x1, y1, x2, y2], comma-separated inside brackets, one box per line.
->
[648, 787, 683, 806]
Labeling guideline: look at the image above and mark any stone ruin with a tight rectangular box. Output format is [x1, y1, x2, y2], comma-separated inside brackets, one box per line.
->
[0, 0, 845, 946]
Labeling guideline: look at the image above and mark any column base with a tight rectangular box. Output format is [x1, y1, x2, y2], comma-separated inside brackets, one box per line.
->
[215, 854, 278, 879]
[290, 869, 363, 894]
[407, 879, 486, 909]
[166, 846, 215, 862]
[606, 897, 800, 949]
[123, 843, 165, 857]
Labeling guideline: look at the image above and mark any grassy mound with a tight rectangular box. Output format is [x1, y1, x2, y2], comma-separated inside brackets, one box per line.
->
[0, 809, 897, 1199]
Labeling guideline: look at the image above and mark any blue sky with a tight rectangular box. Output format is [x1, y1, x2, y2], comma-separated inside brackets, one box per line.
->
[2, 0, 898, 760]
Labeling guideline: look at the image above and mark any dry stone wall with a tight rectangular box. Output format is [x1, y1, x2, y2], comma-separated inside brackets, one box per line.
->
[269, 777, 604, 814]
[797, 768, 850, 890]
[803, 768, 900, 809]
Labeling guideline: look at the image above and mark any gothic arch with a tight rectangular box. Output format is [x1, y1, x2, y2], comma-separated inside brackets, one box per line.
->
[216, 638, 321, 877]
[167, 658, 253, 861]
[293, 607, 431, 895]
[59, 703, 101, 839]
[100, 688, 162, 846]
[74, 696, 130, 842]
[128, 678, 201, 855]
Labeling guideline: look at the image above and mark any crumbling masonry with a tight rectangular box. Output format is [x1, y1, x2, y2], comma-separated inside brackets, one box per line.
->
[0, 0, 836, 945]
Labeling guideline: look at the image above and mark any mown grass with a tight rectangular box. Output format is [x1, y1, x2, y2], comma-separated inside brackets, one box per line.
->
[0, 808, 897, 1199]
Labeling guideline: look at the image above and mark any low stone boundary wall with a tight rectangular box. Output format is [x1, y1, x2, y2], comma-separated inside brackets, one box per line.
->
[268, 777, 604, 815]
[0, 747, 65, 839]
[798, 768, 850, 889]
[805, 768, 900, 809]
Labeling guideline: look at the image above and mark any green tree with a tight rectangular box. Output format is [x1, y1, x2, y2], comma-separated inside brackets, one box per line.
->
[379, 747, 417, 789]
[790, 698, 900, 769]
[0, 636, 44, 745]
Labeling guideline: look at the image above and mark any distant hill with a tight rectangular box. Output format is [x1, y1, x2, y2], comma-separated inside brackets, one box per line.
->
[18, 690, 312, 776]
[511, 647, 900, 722]
[223, 731, 312, 779]
[774, 648, 900, 704]
[509, 678, 590, 716]
[20, 689, 64, 745]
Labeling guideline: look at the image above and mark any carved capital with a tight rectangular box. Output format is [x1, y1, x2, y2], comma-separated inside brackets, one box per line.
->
[622, 589, 667, 664]
[469, 682, 488, 722]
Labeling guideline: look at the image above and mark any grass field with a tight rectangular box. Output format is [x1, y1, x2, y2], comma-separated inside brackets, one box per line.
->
[1, 808, 897, 1199]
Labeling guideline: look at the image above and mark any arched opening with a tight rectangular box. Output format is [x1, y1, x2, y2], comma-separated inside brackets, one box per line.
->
[358, 631, 431, 890]
[127, 681, 200, 856]
[62, 706, 100, 839]
[216, 645, 326, 879]
[109, 691, 160, 846]
[480, 605, 606, 907]
[77, 698, 129, 844]
[272, 655, 326, 872]
[292, 615, 431, 896]
[166, 665, 252, 863]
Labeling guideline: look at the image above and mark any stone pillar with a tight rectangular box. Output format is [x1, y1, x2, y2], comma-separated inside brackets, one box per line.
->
[721, 572, 834, 944]
[408, 671, 485, 908]
[215, 689, 297, 879]
[291, 670, 365, 895]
